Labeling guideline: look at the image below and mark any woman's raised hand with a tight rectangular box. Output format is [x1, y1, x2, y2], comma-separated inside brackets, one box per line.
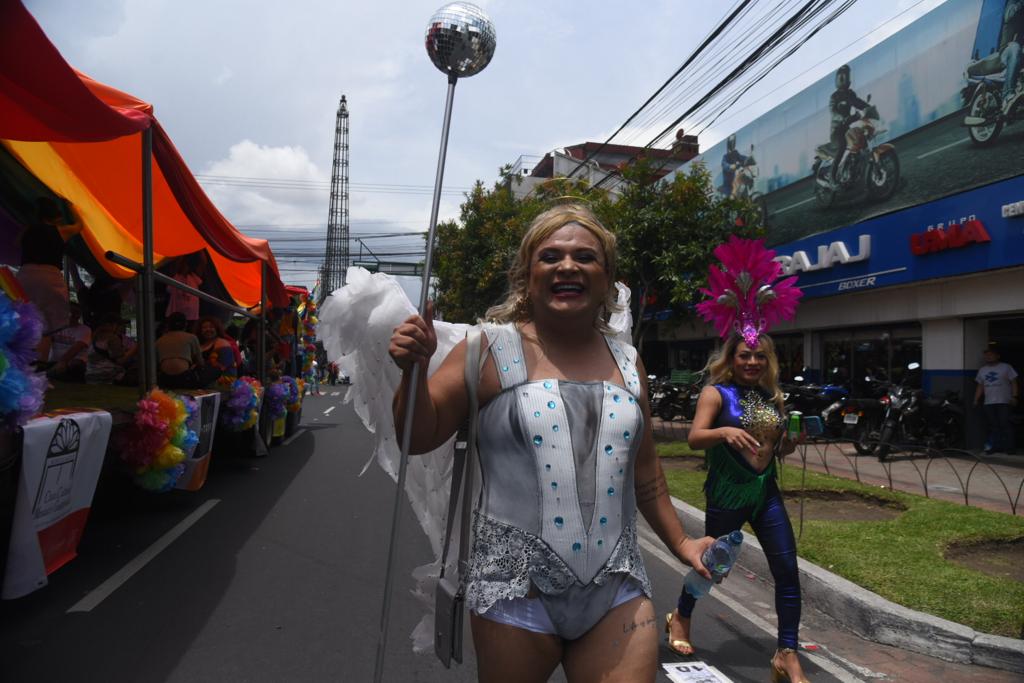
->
[719, 426, 760, 457]
[388, 301, 437, 372]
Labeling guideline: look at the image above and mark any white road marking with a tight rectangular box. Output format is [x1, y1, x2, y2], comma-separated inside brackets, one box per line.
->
[323, 406, 335, 415]
[637, 528, 873, 682]
[282, 428, 306, 446]
[774, 197, 815, 215]
[916, 137, 968, 160]
[330, 391, 340, 396]
[67, 499, 220, 613]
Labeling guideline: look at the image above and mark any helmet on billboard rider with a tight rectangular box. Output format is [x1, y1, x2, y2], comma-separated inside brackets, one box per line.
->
[726, 134, 737, 153]
[835, 64, 851, 90]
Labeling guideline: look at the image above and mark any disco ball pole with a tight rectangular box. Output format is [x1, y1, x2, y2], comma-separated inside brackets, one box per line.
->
[373, 4, 495, 680]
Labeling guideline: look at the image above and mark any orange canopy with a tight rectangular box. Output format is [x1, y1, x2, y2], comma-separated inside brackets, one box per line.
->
[0, 0, 287, 308]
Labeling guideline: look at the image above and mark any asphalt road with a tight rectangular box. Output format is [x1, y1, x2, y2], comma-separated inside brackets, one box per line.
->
[1, 393, 1017, 682]
[765, 112, 1024, 245]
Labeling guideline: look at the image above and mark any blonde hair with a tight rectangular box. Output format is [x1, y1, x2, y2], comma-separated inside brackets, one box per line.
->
[704, 333, 785, 412]
[485, 203, 623, 333]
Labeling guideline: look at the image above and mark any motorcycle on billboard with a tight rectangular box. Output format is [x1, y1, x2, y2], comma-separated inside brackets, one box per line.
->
[813, 95, 901, 207]
[729, 145, 769, 227]
[962, 0, 1024, 145]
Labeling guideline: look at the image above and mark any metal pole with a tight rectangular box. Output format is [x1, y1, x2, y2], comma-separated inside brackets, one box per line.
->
[136, 274, 147, 397]
[258, 261, 267, 387]
[373, 73, 457, 683]
[141, 127, 157, 390]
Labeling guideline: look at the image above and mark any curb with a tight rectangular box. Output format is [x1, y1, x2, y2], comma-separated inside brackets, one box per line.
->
[670, 496, 1024, 674]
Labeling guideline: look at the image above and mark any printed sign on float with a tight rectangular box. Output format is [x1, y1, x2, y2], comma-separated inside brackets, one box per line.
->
[2, 411, 111, 599]
[175, 391, 221, 492]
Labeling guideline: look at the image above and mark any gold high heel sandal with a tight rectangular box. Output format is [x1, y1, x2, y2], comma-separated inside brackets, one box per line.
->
[664, 612, 694, 656]
[770, 648, 810, 683]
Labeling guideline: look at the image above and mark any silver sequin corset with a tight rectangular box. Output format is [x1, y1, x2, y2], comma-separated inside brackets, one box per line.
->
[463, 325, 652, 614]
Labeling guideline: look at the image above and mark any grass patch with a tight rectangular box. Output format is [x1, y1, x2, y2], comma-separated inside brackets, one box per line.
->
[657, 444, 1024, 638]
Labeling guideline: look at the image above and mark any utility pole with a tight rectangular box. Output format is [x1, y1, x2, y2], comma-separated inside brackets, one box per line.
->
[321, 94, 350, 303]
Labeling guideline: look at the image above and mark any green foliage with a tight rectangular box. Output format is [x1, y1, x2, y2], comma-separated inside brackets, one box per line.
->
[607, 159, 765, 347]
[433, 159, 764, 332]
[658, 445, 1024, 638]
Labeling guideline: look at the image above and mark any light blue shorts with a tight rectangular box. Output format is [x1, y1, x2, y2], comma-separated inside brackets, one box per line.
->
[476, 576, 645, 639]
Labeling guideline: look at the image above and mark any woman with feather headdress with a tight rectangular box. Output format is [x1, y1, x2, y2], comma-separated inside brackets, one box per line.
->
[663, 236, 811, 683]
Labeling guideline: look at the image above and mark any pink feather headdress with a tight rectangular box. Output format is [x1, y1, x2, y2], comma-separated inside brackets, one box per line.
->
[696, 236, 802, 348]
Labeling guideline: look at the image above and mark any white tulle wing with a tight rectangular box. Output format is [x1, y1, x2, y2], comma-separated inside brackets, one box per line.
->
[608, 281, 633, 346]
[317, 267, 473, 652]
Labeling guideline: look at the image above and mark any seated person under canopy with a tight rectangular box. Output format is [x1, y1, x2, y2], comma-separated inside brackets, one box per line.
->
[156, 312, 218, 389]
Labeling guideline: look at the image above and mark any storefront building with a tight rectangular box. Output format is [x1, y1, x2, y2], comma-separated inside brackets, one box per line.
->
[655, 0, 1024, 447]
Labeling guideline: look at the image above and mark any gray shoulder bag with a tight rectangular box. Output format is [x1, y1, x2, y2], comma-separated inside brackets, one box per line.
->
[434, 328, 482, 668]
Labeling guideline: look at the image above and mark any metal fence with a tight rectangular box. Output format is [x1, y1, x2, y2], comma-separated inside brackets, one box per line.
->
[652, 418, 1024, 517]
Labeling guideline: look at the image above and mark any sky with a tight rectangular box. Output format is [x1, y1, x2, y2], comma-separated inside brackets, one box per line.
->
[25, 0, 948, 295]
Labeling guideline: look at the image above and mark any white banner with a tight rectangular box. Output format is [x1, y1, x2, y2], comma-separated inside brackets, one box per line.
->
[175, 391, 221, 492]
[3, 410, 111, 599]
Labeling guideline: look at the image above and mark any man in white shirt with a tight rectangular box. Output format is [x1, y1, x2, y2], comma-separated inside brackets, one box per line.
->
[975, 344, 1019, 454]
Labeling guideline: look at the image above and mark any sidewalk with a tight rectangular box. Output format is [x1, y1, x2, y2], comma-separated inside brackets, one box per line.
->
[670, 496, 1024, 674]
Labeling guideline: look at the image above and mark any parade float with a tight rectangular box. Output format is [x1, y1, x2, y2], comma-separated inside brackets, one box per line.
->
[0, 0, 305, 598]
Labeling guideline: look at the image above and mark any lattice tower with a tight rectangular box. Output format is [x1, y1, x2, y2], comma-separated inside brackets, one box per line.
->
[321, 94, 350, 302]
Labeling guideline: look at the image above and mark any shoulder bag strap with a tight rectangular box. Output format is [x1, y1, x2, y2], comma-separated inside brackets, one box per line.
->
[438, 328, 483, 580]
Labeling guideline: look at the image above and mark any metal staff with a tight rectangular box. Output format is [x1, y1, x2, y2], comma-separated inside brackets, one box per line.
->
[373, 4, 496, 681]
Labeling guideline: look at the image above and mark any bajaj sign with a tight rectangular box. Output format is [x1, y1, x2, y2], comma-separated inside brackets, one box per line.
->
[774, 235, 871, 276]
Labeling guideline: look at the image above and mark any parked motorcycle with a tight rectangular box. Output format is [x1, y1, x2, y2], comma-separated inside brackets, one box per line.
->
[876, 363, 965, 460]
[813, 95, 900, 207]
[782, 373, 849, 436]
[962, 50, 1023, 146]
[822, 376, 890, 455]
[651, 374, 702, 422]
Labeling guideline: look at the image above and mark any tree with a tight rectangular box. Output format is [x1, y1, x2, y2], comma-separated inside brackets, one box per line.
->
[608, 159, 765, 350]
[432, 160, 764, 348]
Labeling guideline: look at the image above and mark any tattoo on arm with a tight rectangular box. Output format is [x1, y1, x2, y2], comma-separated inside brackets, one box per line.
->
[636, 472, 668, 505]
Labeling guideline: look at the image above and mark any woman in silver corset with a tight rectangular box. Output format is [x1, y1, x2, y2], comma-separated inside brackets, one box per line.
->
[389, 204, 714, 682]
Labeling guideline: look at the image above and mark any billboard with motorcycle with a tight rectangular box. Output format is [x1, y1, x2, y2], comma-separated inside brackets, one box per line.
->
[678, 0, 1024, 246]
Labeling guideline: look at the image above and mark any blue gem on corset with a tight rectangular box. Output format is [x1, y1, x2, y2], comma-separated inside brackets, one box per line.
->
[547, 400, 556, 409]
[545, 464, 551, 471]
[609, 412, 615, 420]
[599, 516, 607, 526]
[551, 481, 558, 490]
[618, 468, 624, 474]
[533, 411, 541, 418]
[623, 431, 631, 441]
[501, 365, 509, 372]
[628, 396, 635, 404]
[543, 381, 553, 389]
[554, 516, 563, 528]
[597, 539, 604, 547]
[572, 542, 581, 552]
[613, 394, 621, 403]
[607, 487, 615, 496]
[552, 424, 559, 432]
[604, 444, 613, 455]
[533, 435, 543, 446]
[497, 345, 504, 351]
[513, 357, 520, 364]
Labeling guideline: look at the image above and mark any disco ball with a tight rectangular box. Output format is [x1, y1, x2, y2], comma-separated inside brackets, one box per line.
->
[424, 2, 496, 78]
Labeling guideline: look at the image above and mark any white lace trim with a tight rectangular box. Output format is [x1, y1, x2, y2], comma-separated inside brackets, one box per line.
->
[464, 512, 652, 614]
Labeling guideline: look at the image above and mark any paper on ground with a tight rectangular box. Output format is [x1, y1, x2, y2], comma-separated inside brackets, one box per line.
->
[662, 661, 732, 683]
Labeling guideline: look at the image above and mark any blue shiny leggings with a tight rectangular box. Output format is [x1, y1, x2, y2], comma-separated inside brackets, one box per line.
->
[677, 481, 801, 649]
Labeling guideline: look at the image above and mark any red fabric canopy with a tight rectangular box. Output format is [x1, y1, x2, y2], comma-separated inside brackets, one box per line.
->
[0, 0, 287, 306]
[0, 0, 151, 141]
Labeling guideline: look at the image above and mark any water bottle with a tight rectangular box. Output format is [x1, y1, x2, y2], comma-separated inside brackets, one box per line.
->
[683, 530, 744, 599]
